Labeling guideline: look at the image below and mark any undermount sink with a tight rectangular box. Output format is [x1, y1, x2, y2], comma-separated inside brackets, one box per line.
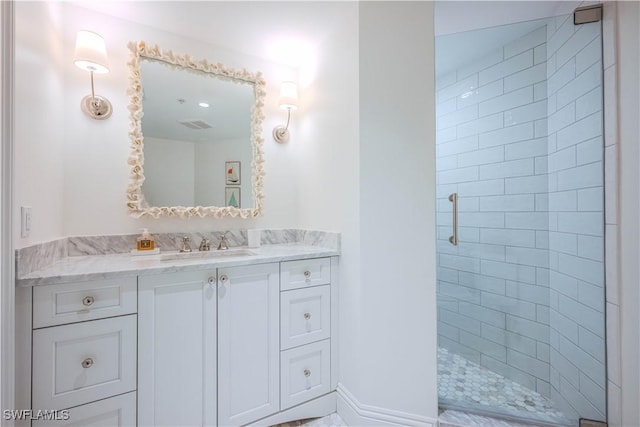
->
[159, 249, 257, 261]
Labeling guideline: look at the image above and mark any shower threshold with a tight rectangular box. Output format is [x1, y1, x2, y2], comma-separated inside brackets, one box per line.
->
[438, 347, 574, 426]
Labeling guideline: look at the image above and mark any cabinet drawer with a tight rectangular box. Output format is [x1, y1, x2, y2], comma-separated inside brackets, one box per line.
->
[33, 277, 137, 328]
[31, 392, 136, 427]
[280, 258, 330, 291]
[281, 339, 331, 410]
[32, 315, 137, 411]
[281, 286, 330, 350]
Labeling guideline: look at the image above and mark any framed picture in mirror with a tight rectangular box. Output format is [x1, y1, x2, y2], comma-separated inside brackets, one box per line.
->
[226, 161, 241, 185]
[225, 187, 241, 208]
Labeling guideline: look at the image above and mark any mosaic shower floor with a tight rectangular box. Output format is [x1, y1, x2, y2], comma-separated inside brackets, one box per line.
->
[438, 347, 573, 426]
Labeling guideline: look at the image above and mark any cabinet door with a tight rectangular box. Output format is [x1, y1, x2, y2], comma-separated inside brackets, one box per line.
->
[138, 271, 217, 427]
[217, 263, 280, 426]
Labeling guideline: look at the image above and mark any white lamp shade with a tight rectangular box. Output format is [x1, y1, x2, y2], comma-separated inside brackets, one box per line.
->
[74, 30, 109, 73]
[278, 81, 298, 110]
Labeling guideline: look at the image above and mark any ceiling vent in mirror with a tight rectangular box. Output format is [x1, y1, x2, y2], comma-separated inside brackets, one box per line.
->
[178, 119, 213, 130]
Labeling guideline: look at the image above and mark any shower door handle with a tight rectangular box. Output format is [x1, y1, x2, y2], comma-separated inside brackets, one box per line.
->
[448, 193, 458, 246]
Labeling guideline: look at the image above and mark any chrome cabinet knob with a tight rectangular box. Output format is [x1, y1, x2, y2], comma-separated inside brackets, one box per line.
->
[304, 369, 311, 378]
[304, 312, 311, 320]
[81, 357, 94, 369]
[207, 276, 217, 286]
[82, 296, 95, 306]
[303, 270, 311, 279]
[219, 274, 228, 284]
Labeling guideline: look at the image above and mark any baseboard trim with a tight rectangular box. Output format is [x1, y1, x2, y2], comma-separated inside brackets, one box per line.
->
[337, 384, 437, 427]
[247, 392, 336, 426]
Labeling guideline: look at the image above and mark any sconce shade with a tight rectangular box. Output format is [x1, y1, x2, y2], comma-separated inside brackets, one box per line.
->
[278, 81, 298, 110]
[74, 30, 110, 74]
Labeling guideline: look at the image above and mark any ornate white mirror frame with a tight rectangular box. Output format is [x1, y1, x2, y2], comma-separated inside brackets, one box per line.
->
[126, 40, 266, 218]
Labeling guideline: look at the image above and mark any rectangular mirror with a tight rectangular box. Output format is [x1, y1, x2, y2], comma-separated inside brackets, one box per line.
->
[126, 41, 266, 218]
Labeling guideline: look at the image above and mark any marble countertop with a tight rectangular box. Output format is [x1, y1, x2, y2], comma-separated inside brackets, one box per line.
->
[16, 243, 340, 287]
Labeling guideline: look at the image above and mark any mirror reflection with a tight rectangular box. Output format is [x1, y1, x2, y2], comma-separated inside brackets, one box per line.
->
[141, 58, 253, 208]
[127, 41, 266, 218]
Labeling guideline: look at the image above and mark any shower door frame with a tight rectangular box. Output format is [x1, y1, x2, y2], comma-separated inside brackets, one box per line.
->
[434, 4, 622, 425]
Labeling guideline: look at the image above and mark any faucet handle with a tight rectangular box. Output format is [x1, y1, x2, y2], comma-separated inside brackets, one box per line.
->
[180, 236, 192, 253]
[217, 231, 230, 250]
[199, 238, 210, 251]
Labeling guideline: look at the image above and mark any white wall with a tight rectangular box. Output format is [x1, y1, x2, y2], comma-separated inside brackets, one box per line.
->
[143, 137, 195, 207]
[289, 0, 362, 398]
[14, 2, 66, 247]
[616, 2, 640, 426]
[348, 1, 438, 421]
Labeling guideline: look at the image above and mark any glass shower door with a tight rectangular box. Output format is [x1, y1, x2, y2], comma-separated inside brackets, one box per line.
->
[435, 10, 605, 427]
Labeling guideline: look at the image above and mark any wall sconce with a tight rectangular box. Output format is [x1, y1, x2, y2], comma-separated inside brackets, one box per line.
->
[272, 81, 298, 143]
[73, 30, 112, 120]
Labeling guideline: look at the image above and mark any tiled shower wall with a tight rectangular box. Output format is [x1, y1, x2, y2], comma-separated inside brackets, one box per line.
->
[545, 15, 605, 421]
[436, 17, 606, 421]
[436, 25, 552, 397]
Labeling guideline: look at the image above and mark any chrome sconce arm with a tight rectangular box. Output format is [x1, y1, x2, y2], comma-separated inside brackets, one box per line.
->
[273, 81, 298, 143]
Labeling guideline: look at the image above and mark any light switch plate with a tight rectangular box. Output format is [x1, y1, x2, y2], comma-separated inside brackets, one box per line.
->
[21, 206, 31, 238]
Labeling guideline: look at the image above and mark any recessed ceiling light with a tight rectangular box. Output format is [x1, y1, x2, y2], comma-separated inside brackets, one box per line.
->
[199, 102, 210, 108]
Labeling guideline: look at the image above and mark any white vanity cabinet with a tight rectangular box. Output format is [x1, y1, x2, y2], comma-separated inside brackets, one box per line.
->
[25, 277, 138, 427]
[18, 252, 338, 427]
[138, 263, 280, 427]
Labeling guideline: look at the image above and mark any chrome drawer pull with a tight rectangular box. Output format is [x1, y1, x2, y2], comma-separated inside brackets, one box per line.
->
[207, 276, 217, 286]
[304, 369, 311, 378]
[219, 274, 228, 284]
[303, 270, 311, 279]
[81, 357, 94, 369]
[82, 296, 95, 306]
[304, 312, 311, 320]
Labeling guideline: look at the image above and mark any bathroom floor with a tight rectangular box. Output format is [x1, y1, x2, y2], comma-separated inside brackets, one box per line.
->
[275, 346, 574, 427]
[438, 347, 572, 426]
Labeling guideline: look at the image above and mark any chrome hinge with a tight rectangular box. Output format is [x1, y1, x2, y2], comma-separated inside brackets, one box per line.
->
[574, 4, 602, 25]
[580, 418, 607, 427]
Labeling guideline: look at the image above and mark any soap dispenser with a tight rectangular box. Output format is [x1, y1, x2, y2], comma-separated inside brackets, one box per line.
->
[137, 228, 156, 251]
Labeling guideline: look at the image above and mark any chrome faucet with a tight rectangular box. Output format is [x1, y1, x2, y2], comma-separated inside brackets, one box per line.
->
[179, 236, 192, 253]
[217, 231, 229, 250]
[199, 238, 211, 251]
